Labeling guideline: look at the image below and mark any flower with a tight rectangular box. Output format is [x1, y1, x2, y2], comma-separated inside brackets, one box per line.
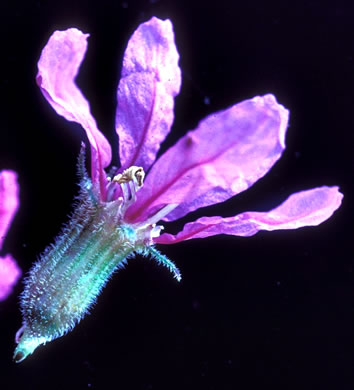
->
[14, 17, 342, 363]
[0, 170, 21, 301]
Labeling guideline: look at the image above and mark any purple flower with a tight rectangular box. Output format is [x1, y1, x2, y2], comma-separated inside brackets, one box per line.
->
[13, 17, 343, 363]
[0, 170, 21, 301]
[36, 17, 342, 245]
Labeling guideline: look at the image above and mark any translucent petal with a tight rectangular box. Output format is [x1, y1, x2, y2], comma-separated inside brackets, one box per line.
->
[154, 186, 343, 244]
[36, 28, 112, 190]
[0, 254, 21, 301]
[127, 94, 288, 223]
[0, 170, 19, 250]
[116, 17, 181, 171]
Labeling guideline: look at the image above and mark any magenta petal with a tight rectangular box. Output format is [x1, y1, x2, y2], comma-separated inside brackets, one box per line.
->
[154, 186, 343, 244]
[116, 17, 181, 171]
[126, 94, 288, 223]
[36, 28, 112, 188]
[0, 254, 21, 301]
[0, 171, 21, 300]
[0, 171, 19, 250]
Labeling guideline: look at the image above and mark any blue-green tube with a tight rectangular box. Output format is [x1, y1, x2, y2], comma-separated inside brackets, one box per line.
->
[14, 184, 138, 362]
[14, 150, 181, 363]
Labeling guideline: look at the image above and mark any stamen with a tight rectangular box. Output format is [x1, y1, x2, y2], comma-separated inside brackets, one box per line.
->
[113, 166, 145, 188]
[120, 180, 138, 213]
[129, 181, 137, 203]
[120, 182, 130, 202]
[106, 179, 119, 201]
[134, 168, 145, 187]
[137, 204, 179, 228]
[108, 167, 178, 243]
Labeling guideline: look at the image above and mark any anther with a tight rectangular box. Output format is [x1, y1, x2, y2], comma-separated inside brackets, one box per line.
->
[113, 166, 145, 188]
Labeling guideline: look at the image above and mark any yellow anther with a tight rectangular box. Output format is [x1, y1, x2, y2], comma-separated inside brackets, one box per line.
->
[113, 166, 145, 187]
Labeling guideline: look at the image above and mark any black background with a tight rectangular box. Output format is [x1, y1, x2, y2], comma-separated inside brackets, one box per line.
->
[0, 0, 353, 389]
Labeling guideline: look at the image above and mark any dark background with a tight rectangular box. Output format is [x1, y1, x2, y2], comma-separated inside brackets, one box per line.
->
[0, 0, 353, 389]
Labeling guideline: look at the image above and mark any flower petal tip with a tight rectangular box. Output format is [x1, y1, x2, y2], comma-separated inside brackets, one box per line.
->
[51, 27, 89, 42]
[252, 94, 289, 149]
[326, 185, 344, 213]
[0, 254, 21, 301]
[37, 26, 112, 189]
[116, 14, 181, 171]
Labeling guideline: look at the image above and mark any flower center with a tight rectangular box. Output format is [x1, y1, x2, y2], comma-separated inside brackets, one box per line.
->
[113, 166, 145, 187]
[105, 166, 178, 245]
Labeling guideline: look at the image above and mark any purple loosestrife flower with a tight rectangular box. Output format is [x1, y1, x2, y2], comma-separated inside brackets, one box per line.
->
[14, 17, 342, 363]
[0, 170, 21, 301]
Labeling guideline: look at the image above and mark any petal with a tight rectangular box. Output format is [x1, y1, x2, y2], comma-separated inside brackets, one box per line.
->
[0, 254, 21, 301]
[36, 28, 112, 190]
[126, 94, 288, 223]
[0, 171, 19, 250]
[154, 186, 343, 244]
[116, 17, 181, 171]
